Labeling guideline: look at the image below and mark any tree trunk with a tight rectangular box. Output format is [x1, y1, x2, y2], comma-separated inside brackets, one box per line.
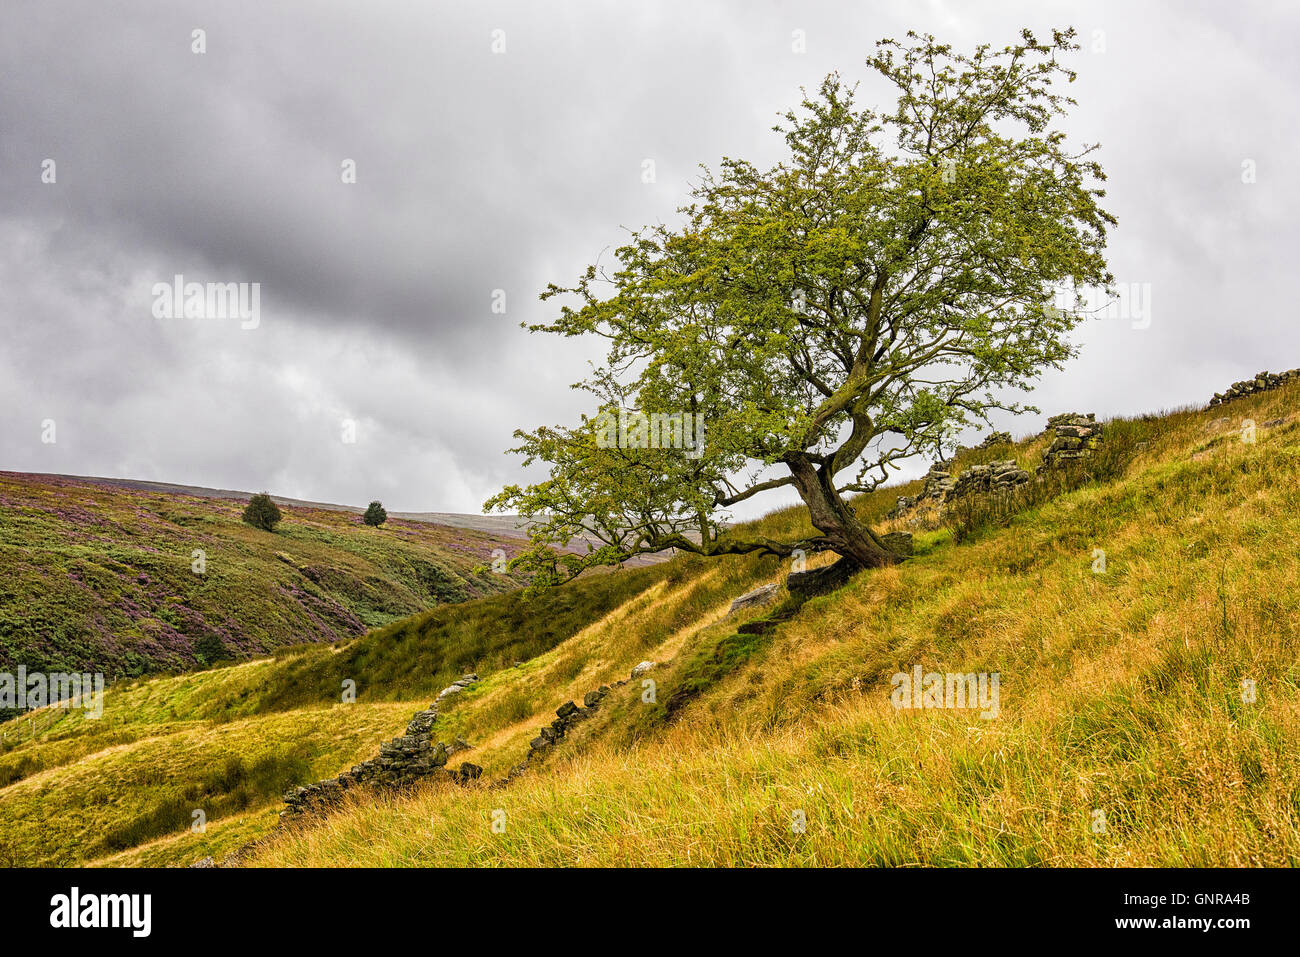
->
[784, 454, 899, 596]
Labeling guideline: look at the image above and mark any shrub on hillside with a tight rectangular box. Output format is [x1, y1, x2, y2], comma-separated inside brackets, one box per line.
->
[363, 501, 388, 527]
[242, 492, 282, 532]
[193, 633, 231, 666]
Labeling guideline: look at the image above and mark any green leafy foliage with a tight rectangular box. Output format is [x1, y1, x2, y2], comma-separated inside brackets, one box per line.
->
[490, 28, 1114, 585]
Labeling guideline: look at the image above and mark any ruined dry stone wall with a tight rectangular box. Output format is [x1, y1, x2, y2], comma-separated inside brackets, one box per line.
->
[282, 674, 483, 820]
[888, 418, 1101, 521]
[1037, 414, 1103, 471]
[971, 430, 1011, 450]
[283, 659, 668, 819]
[507, 687, 611, 780]
[950, 459, 1031, 497]
[1209, 369, 1300, 407]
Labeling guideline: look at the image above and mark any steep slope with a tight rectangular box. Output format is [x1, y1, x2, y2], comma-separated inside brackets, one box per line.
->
[251, 385, 1300, 867]
[0, 472, 531, 681]
[5, 382, 1299, 868]
[0, 562, 665, 866]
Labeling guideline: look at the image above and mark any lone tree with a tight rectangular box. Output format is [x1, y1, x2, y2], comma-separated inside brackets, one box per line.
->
[488, 29, 1114, 592]
[363, 500, 388, 527]
[242, 492, 282, 532]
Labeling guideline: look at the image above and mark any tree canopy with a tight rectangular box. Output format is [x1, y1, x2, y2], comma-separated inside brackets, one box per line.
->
[363, 501, 388, 527]
[487, 28, 1114, 590]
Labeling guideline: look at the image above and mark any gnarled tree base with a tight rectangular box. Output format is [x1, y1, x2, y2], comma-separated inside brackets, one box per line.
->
[786, 556, 865, 598]
[786, 533, 911, 598]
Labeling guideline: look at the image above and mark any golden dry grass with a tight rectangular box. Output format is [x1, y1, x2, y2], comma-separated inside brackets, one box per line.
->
[8, 384, 1300, 867]
[251, 385, 1300, 867]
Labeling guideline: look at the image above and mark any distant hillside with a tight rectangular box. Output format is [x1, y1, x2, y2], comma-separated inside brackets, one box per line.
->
[0, 471, 533, 680]
[22, 473, 542, 537]
[16, 472, 671, 565]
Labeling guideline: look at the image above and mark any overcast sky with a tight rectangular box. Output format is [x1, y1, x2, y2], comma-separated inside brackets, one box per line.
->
[1, 0, 1296, 517]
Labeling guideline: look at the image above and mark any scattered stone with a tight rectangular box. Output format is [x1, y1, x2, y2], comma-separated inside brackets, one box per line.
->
[729, 583, 779, 614]
[881, 531, 914, 557]
[435, 673, 479, 702]
[191, 856, 215, 868]
[453, 763, 482, 784]
[630, 661, 656, 678]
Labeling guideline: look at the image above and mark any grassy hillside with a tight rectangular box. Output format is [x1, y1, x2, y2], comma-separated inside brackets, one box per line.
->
[0, 472, 531, 680]
[4, 382, 1299, 868]
[0, 562, 665, 866]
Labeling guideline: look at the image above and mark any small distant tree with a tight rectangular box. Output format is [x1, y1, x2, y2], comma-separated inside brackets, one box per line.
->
[363, 501, 388, 527]
[242, 492, 282, 532]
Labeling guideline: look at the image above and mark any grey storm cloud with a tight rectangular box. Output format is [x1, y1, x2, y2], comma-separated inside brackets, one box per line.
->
[1, 0, 1298, 515]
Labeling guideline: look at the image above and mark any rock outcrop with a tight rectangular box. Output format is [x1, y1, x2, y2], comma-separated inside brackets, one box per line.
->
[880, 530, 914, 557]
[729, 583, 778, 614]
